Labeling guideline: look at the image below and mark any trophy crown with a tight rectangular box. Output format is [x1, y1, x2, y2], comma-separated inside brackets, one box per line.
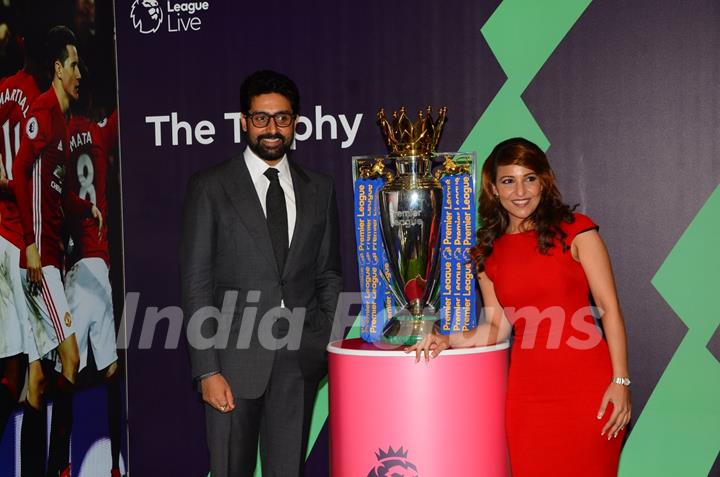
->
[377, 106, 447, 157]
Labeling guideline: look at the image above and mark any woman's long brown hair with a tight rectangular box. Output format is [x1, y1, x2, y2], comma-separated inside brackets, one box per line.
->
[469, 138, 576, 272]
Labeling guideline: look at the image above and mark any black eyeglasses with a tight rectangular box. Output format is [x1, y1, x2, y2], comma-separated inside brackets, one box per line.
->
[246, 112, 296, 128]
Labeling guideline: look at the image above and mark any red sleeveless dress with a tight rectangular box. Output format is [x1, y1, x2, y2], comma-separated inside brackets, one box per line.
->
[484, 213, 623, 476]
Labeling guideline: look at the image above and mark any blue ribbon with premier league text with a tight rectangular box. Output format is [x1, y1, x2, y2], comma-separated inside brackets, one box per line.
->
[437, 174, 477, 334]
[354, 178, 395, 342]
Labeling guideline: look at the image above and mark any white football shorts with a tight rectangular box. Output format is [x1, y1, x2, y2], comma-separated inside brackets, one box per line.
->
[64, 257, 117, 371]
[0, 235, 27, 359]
[22, 265, 75, 359]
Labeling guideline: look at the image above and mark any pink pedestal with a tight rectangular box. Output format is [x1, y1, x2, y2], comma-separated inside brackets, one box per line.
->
[328, 338, 510, 476]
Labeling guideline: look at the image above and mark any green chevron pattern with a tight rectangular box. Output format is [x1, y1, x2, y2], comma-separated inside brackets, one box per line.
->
[461, 0, 592, 158]
[619, 185, 720, 476]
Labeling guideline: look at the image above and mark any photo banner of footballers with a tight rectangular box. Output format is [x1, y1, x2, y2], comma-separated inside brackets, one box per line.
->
[113, 1, 717, 476]
[1, 1, 127, 476]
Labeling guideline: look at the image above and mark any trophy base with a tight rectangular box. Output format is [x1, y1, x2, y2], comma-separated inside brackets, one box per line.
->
[381, 312, 440, 346]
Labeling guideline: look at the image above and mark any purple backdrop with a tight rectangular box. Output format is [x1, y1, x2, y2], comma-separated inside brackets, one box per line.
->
[114, 1, 720, 475]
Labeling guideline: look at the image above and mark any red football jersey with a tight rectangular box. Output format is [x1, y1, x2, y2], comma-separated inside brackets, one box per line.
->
[12, 88, 92, 269]
[0, 71, 41, 249]
[66, 110, 118, 266]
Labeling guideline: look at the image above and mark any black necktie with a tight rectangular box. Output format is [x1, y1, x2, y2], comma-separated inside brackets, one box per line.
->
[264, 168, 288, 273]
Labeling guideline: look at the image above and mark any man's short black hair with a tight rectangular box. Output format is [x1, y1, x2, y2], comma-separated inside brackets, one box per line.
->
[45, 25, 77, 72]
[239, 70, 300, 115]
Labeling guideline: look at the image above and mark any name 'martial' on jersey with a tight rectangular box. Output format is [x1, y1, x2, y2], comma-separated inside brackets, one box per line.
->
[0, 87, 31, 117]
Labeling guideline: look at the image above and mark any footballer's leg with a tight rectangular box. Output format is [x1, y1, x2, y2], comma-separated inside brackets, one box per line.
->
[21, 294, 45, 477]
[55, 335, 80, 384]
[0, 354, 27, 437]
[26, 358, 46, 410]
[46, 334, 79, 477]
[66, 257, 122, 476]
[0, 235, 29, 436]
[22, 359, 47, 477]
[21, 265, 77, 477]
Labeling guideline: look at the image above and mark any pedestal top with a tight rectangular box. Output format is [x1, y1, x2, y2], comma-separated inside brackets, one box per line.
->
[327, 337, 509, 357]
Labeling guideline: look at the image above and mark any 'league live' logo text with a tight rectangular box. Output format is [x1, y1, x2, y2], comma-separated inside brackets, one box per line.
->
[130, 0, 210, 34]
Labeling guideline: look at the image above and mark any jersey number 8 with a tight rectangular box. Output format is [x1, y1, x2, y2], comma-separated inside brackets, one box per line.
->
[77, 153, 96, 205]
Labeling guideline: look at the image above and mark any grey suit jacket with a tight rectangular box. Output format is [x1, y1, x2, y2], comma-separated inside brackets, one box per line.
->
[180, 155, 342, 398]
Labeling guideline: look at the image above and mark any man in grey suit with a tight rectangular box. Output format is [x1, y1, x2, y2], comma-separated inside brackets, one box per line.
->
[180, 70, 342, 476]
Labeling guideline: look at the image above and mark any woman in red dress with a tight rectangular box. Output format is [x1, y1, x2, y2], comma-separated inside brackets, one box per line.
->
[411, 138, 631, 476]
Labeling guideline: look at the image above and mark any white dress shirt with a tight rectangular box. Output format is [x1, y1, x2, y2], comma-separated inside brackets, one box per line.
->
[243, 147, 296, 245]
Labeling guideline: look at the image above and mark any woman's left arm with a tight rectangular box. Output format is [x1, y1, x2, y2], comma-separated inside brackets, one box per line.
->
[573, 229, 631, 439]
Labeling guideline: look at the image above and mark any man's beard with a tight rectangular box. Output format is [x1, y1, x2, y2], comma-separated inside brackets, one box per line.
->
[247, 133, 293, 161]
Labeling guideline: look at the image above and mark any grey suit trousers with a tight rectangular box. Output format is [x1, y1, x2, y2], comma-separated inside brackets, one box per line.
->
[205, 348, 319, 477]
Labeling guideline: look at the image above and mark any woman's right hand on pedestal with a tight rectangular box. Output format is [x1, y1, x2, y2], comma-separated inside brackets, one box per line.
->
[405, 332, 450, 363]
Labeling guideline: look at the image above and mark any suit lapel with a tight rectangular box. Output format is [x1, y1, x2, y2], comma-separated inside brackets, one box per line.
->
[220, 156, 278, 272]
[285, 160, 316, 276]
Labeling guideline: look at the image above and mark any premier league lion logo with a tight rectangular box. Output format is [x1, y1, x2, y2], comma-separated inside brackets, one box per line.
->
[130, 0, 164, 34]
[368, 446, 419, 477]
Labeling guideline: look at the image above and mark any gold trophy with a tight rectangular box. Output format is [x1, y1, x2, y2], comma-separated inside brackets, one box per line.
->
[373, 106, 447, 344]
